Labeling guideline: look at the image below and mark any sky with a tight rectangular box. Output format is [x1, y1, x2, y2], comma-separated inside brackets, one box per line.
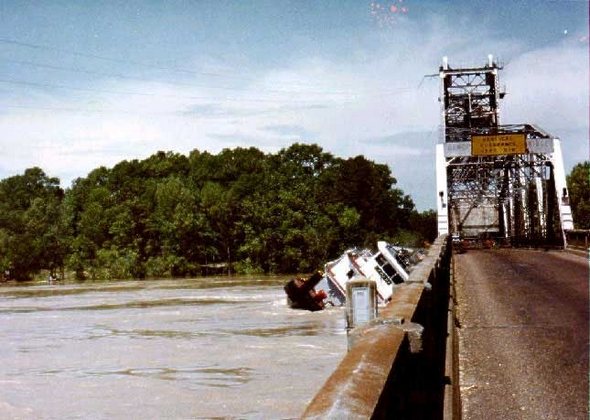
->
[0, 0, 588, 210]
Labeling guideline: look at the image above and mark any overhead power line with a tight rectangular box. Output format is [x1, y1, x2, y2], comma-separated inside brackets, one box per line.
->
[0, 57, 360, 97]
[0, 77, 361, 104]
[0, 102, 339, 117]
[0, 37, 234, 79]
[0, 37, 416, 96]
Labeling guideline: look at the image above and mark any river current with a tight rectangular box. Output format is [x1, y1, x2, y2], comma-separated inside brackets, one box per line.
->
[0, 276, 347, 419]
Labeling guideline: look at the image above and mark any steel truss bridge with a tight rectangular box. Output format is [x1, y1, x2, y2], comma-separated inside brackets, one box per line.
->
[435, 56, 574, 246]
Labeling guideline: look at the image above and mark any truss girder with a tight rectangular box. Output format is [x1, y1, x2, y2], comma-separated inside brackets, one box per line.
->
[436, 57, 572, 246]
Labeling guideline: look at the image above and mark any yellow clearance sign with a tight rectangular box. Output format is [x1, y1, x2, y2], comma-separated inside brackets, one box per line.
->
[471, 133, 526, 156]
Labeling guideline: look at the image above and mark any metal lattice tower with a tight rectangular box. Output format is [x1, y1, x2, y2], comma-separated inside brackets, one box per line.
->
[435, 56, 574, 246]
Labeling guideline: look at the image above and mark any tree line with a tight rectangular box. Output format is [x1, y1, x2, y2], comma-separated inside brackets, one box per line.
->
[567, 161, 590, 230]
[0, 144, 438, 281]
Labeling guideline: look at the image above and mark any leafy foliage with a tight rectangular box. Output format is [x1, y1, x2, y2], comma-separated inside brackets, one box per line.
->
[0, 168, 66, 280]
[0, 144, 437, 280]
[567, 161, 590, 229]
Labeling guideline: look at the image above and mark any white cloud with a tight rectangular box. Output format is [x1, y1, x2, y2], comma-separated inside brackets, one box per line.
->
[502, 39, 589, 169]
[0, 16, 587, 210]
[503, 40, 589, 128]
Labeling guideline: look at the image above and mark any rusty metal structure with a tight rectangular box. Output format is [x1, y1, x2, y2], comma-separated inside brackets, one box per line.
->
[435, 56, 574, 246]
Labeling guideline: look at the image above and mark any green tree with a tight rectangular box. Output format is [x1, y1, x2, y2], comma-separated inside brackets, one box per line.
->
[200, 181, 239, 272]
[63, 168, 110, 279]
[567, 161, 590, 229]
[321, 155, 414, 246]
[0, 168, 65, 280]
[0, 144, 431, 279]
[147, 176, 215, 276]
[408, 209, 438, 245]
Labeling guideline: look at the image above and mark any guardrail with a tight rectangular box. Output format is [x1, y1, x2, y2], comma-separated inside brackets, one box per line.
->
[302, 235, 454, 418]
[565, 229, 590, 251]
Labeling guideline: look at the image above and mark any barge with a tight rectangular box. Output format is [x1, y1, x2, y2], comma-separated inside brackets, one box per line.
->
[284, 241, 422, 311]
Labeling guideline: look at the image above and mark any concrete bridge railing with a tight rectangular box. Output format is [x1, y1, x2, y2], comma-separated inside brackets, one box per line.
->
[302, 235, 455, 419]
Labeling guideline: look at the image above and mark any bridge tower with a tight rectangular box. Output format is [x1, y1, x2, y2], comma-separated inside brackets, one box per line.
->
[435, 56, 574, 246]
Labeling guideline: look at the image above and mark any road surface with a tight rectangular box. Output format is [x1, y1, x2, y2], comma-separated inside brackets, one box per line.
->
[454, 249, 588, 419]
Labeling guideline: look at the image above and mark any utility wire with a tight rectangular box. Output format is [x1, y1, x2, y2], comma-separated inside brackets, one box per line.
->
[0, 77, 359, 104]
[0, 37, 416, 96]
[0, 102, 344, 117]
[0, 37, 234, 79]
[0, 57, 363, 97]
[0, 103, 147, 115]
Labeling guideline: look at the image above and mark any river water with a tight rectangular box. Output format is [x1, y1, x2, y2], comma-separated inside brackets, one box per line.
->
[0, 276, 347, 419]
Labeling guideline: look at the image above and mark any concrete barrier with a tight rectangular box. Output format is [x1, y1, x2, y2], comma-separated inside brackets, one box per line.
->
[303, 235, 452, 418]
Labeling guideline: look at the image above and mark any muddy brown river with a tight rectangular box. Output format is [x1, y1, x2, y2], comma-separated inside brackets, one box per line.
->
[0, 276, 347, 419]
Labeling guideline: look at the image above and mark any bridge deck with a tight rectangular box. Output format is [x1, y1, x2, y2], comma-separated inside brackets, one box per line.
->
[454, 249, 589, 419]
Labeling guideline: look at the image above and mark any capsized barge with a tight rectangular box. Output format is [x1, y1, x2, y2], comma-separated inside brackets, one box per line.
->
[284, 241, 423, 311]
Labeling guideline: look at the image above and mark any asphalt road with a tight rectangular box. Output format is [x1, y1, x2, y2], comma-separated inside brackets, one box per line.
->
[454, 249, 589, 419]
